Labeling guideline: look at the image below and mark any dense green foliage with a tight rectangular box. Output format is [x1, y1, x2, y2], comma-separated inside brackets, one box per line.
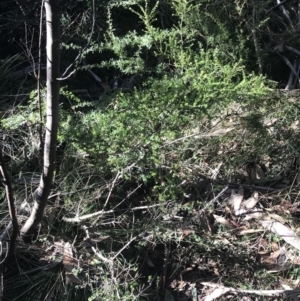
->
[2, 0, 300, 300]
[61, 0, 268, 199]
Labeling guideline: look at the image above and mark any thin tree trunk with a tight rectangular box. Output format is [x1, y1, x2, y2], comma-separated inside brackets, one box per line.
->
[0, 148, 19, 259]
[21, 0, 60, 239]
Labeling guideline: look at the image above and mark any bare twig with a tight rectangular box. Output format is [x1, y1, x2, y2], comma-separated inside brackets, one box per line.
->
[103, 172, 121, 209]
[265, 0, 292, 15]
[277, 0, 295, 30]
[59, 0, 95, 80]
[211, 162, 222, 180]
[82, 225, 112, 264]
[111, 184, 142, 210]
[63, 162, 143, 223]
[23, 23, 37, 78]
[201, 186, 229, 213]
[85, 67, 111, 91]
[63, 203, 161, 223]
[112, 235, 137, 261]
[285, 45, 300, 56]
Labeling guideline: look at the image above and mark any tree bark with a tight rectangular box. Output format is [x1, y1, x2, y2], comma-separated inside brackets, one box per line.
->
[0, 148, 19, 259]
[20, 0, 60, 239]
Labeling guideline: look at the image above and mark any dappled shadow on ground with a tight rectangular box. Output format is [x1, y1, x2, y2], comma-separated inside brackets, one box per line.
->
[127, 93, 300, 300]
[3, 92, 300, 300]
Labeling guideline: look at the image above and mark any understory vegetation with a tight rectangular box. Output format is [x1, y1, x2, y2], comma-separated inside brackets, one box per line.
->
[2, 0, 300, 300]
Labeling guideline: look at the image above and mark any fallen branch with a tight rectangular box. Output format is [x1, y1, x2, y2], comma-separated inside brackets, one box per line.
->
[201, 282, 300, 301]
[63, 203, 162, 223]
[63, 174, 145, 223]
[103, 171, 121, 210]
[82, 225, 112, 264]
[112, 235, 137, 261]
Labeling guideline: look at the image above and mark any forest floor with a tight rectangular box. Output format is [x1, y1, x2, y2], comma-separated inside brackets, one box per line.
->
[3, 92, 300, 301]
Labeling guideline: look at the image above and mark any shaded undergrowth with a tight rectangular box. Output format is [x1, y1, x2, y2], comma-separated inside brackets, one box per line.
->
[2, 91, 300, 300]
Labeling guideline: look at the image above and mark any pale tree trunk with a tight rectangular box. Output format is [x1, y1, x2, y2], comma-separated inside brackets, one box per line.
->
[21, 0, 60, 239]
